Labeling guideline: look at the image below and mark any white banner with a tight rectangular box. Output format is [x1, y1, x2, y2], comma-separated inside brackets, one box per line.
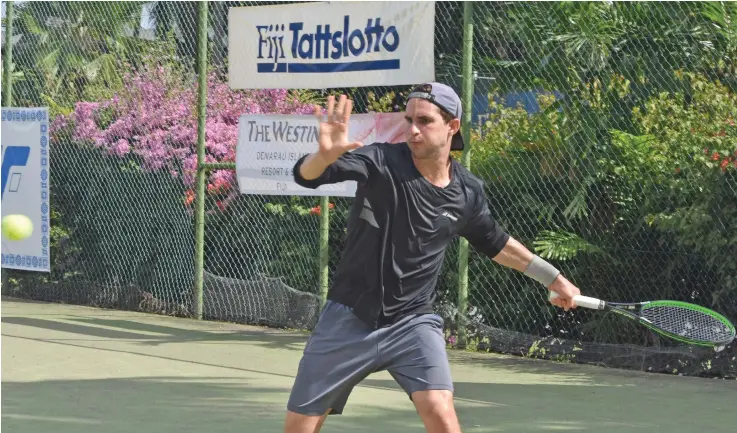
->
[228, 1, 435, 89]
[1, 108, 51, 272]
[236, 112, 406, 196]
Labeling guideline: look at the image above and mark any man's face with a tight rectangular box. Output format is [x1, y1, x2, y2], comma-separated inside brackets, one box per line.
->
[404, 98, 460, 160]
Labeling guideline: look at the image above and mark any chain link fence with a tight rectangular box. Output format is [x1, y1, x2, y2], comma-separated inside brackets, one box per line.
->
[2, 1, 199, 314]
[2, 1, 736, 378]
[452, 2, 737, 378]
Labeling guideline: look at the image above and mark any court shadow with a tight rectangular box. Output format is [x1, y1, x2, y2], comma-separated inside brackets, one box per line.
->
[1, 376, 452, 433]
[357, 377, 736, 433]
[4, 375, 728, 433]
[3, 298, 735, 433]
[0, 315, 310, 352]
[1, 376, 287, 433]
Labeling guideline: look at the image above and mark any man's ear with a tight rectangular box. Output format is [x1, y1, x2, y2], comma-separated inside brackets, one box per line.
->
[450, 118, 461, 135]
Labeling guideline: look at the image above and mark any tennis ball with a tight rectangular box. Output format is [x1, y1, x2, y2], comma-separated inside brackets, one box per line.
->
[2, 214, 34, 241]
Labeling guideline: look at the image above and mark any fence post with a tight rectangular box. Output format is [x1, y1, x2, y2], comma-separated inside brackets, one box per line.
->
[318, 195, 330, 304]
[457, 1, 474, 349]
[194, 1, 209, 320]
[2, 0, 14, 107]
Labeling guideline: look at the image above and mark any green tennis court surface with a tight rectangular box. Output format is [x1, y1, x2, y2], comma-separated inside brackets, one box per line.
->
[2, 297, 734, 433]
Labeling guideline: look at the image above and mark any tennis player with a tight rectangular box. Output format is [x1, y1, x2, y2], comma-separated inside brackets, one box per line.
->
[285, 82, 582, 433]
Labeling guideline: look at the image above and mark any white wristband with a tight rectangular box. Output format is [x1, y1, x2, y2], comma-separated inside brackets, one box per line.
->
[524, 255, 560, 287]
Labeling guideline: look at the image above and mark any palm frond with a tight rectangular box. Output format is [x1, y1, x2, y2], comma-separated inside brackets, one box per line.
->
[533, 229, 605, 261]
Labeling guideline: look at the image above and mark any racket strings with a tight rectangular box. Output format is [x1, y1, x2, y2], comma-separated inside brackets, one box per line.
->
[642, 305, 734, 343]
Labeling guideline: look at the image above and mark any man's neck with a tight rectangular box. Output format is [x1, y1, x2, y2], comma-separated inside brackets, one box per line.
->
[413, 154, 452, 188]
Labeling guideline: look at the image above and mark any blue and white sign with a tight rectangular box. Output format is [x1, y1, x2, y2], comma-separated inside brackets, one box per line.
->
[228, 1, 436, 89]
[1, 107, 51, 272]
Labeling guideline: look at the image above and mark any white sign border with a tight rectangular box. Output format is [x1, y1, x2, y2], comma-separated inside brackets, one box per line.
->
[1, 107, 51, 272]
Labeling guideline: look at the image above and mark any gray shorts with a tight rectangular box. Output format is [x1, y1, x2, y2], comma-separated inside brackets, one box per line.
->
[287, 300, 453, 416]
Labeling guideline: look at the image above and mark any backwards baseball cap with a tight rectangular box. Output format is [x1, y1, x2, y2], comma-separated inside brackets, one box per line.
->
[407, 82, 464, 151]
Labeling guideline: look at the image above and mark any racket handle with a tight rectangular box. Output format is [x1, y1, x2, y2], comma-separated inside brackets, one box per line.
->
[549, 291, 605, 310]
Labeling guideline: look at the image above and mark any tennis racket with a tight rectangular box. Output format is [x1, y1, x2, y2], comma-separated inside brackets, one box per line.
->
[549, 291, 736, 347]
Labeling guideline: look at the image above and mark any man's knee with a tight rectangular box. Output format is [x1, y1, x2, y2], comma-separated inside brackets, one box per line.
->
[284, 409, 330, 433]
[411, 390, 461, 433]
[411, 389, 456, 417]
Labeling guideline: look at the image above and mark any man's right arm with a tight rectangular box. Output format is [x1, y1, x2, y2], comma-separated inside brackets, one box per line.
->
[458, 181, 581, 310]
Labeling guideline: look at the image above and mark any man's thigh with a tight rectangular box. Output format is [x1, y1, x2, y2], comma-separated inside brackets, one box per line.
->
[379, 313, 454, 397]
[287, 301, 378, 416]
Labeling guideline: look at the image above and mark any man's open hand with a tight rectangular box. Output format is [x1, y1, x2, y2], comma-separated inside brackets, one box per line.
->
[314, 95, 364, 164]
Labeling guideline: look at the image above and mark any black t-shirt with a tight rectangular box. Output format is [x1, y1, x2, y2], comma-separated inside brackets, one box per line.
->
[293, 142, 510, 329]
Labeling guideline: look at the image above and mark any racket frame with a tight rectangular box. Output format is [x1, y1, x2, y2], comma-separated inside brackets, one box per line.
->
[549, 292, 736, 347]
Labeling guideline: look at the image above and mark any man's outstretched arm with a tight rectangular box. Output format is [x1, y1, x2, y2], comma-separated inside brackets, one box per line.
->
[491, 237, 581, 310]
[459, 191, 581, 310]
[490, 236, 534, 272]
